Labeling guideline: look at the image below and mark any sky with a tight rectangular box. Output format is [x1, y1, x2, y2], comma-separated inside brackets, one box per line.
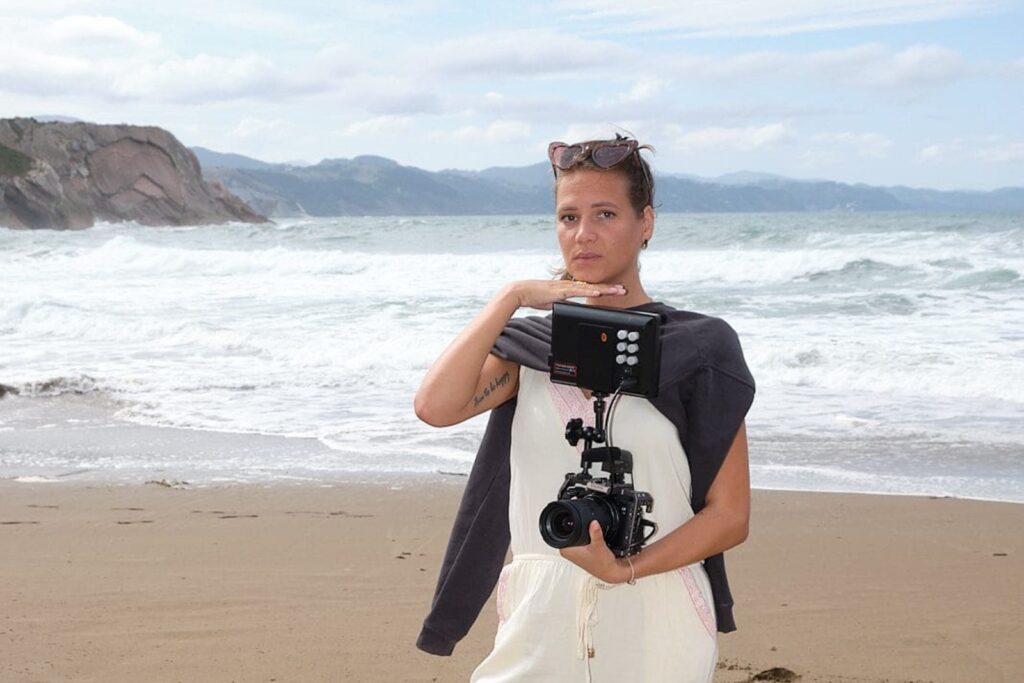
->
[1, 0, 1022, 190]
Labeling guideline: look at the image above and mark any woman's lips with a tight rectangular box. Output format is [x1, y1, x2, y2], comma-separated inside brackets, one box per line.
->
[573, 253, 600, 261]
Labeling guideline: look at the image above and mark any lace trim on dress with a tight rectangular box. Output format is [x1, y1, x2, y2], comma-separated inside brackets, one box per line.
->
[679, 566, 717, 641]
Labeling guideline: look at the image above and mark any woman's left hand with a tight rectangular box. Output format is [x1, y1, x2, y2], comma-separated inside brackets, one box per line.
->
[559, 521, 632, 584]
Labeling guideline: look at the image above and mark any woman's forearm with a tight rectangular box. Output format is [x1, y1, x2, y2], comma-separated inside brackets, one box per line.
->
[414, 280, 627, 427]
[413, 285, 521, 426]
[628, 504, 749, 580]
[631, 424, 750, 579]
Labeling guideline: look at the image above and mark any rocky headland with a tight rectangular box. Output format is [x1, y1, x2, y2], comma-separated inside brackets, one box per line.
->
[0, 118, 267, 229]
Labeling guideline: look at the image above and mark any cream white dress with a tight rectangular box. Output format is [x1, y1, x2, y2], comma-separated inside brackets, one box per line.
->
[470, 367, 718, 683]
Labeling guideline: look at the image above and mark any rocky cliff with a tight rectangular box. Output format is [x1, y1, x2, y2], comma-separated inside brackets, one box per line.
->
[0, 118, 267, 229]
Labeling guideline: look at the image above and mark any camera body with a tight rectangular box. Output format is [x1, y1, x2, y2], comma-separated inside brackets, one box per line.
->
[539, 446, 655, 557]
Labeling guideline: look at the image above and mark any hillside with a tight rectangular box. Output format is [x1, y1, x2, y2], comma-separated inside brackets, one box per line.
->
[0, 118, 267, 229]
[195, 148, 1024, 217]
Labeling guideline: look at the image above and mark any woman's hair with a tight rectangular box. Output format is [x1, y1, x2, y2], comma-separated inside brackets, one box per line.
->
[552, 137, 656, 217]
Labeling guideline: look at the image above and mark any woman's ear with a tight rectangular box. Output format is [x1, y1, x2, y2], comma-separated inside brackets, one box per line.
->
[641, 205, 655, 245]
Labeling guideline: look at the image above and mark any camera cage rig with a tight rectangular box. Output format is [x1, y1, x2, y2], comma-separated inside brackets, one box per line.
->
[548, 300, 664, 477]
[544, 302, 664, 555]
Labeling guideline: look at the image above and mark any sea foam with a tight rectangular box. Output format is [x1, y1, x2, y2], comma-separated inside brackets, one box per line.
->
[1, 213, 1022, 499]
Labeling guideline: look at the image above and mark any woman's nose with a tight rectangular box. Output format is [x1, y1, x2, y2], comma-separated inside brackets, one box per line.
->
[575, 217, 598, 242]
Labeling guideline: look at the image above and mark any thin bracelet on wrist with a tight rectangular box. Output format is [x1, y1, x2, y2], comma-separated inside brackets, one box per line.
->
[625, 556, 637, 585]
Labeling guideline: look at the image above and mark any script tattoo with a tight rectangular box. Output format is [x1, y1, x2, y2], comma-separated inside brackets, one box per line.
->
[473, 370, 511, 407]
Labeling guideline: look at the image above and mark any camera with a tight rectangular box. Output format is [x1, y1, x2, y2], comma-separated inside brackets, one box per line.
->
[539, 441, 656, 557]
[538, 302, 661, 558]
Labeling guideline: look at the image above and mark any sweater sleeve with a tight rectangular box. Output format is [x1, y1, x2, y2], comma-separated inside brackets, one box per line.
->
[416, 399, 514, 656]
[681, 319, 755, 634]
[648, 315, 754, 633]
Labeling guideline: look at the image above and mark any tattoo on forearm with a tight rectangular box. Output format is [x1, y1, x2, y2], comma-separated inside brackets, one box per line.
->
[473, 371, 510, 406]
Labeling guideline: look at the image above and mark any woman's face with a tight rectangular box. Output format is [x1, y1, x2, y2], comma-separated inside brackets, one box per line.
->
[555, 168, 653, 286]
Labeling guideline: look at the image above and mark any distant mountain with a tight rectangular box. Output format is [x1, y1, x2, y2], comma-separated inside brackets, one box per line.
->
[194, 147, 1024, 217]
[884, 185, 1024, 212]
[200, 152, 551, 217]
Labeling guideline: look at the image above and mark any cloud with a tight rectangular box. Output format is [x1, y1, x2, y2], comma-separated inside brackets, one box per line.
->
[556, 0, 1004, 38]
[682, 103, 841, 125]
[800, 130, 895, 168]
[227, 117, 288, 140]
[420, 29, 635, 78]
[1005, 58, 1024, 77]
[620, 77, 666, 103]
[974, 142, 1024, 163]
[917, 137, 1024, 164]
[435, 120, 533, 144]
[0, 16, 302, 104]
[665, 123, 792, 153]
[314, 43, 370, 78]
[918, 139, 964, 162]
[109, 53, 319, 103]
[329, 75, 443, 115]
[669, 43, 976, 90]
[0, 46, 94, 95]
[341, 115, 412, 137]
[814, 132, 895, 159]
[0, 16, 438, 110]
[45, 15, 160, 48]
[473, 92, 592, 122]
[839, 44, 970, 88]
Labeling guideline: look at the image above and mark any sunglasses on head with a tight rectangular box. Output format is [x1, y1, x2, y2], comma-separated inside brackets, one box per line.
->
[547, 137, 639, 171]
[548, 135, 653, 208]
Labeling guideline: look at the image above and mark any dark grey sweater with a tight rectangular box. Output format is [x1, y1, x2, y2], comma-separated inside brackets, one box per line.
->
[417, 302, 755, 656]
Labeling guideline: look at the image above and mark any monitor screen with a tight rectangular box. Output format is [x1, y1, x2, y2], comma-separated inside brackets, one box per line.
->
[549, 302, 662, 398]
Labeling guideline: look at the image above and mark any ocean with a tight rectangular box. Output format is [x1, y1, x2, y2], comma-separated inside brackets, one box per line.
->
[1, 213, 1022, 502]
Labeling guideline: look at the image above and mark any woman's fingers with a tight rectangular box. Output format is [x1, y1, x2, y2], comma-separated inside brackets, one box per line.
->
[516, 280, 626, 310]
[572, 282, 627, 298]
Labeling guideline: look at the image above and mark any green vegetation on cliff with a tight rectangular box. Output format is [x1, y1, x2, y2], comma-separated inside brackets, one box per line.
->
[0, 143, 34, 177]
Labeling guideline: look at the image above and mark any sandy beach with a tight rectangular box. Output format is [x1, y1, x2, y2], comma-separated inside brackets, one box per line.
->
[1, 480, 1021, 683]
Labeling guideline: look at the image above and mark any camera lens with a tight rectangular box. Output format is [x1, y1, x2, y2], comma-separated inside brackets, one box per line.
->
[549, 507, 577, 537]
[539, 496, 617, 549]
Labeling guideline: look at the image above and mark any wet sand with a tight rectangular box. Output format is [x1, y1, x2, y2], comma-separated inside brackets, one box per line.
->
[1, 481, 1021, 682]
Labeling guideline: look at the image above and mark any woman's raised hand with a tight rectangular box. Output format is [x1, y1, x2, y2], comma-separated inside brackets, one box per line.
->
[416, 278, 625, 427]
[505, 280, 627, 311]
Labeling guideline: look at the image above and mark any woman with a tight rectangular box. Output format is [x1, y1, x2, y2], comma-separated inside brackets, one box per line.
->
[415, 135, 754, 682]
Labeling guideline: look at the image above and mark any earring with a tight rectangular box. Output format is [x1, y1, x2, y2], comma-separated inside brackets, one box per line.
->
[641, 239, 649, 250]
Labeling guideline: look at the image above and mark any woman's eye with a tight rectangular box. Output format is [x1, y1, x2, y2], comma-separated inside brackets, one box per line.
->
[560, 214, 577, 223]
[598, 210, 615, 219]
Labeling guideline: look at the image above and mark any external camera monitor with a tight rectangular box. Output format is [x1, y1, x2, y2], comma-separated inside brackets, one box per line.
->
[549, 301, 662, 398]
